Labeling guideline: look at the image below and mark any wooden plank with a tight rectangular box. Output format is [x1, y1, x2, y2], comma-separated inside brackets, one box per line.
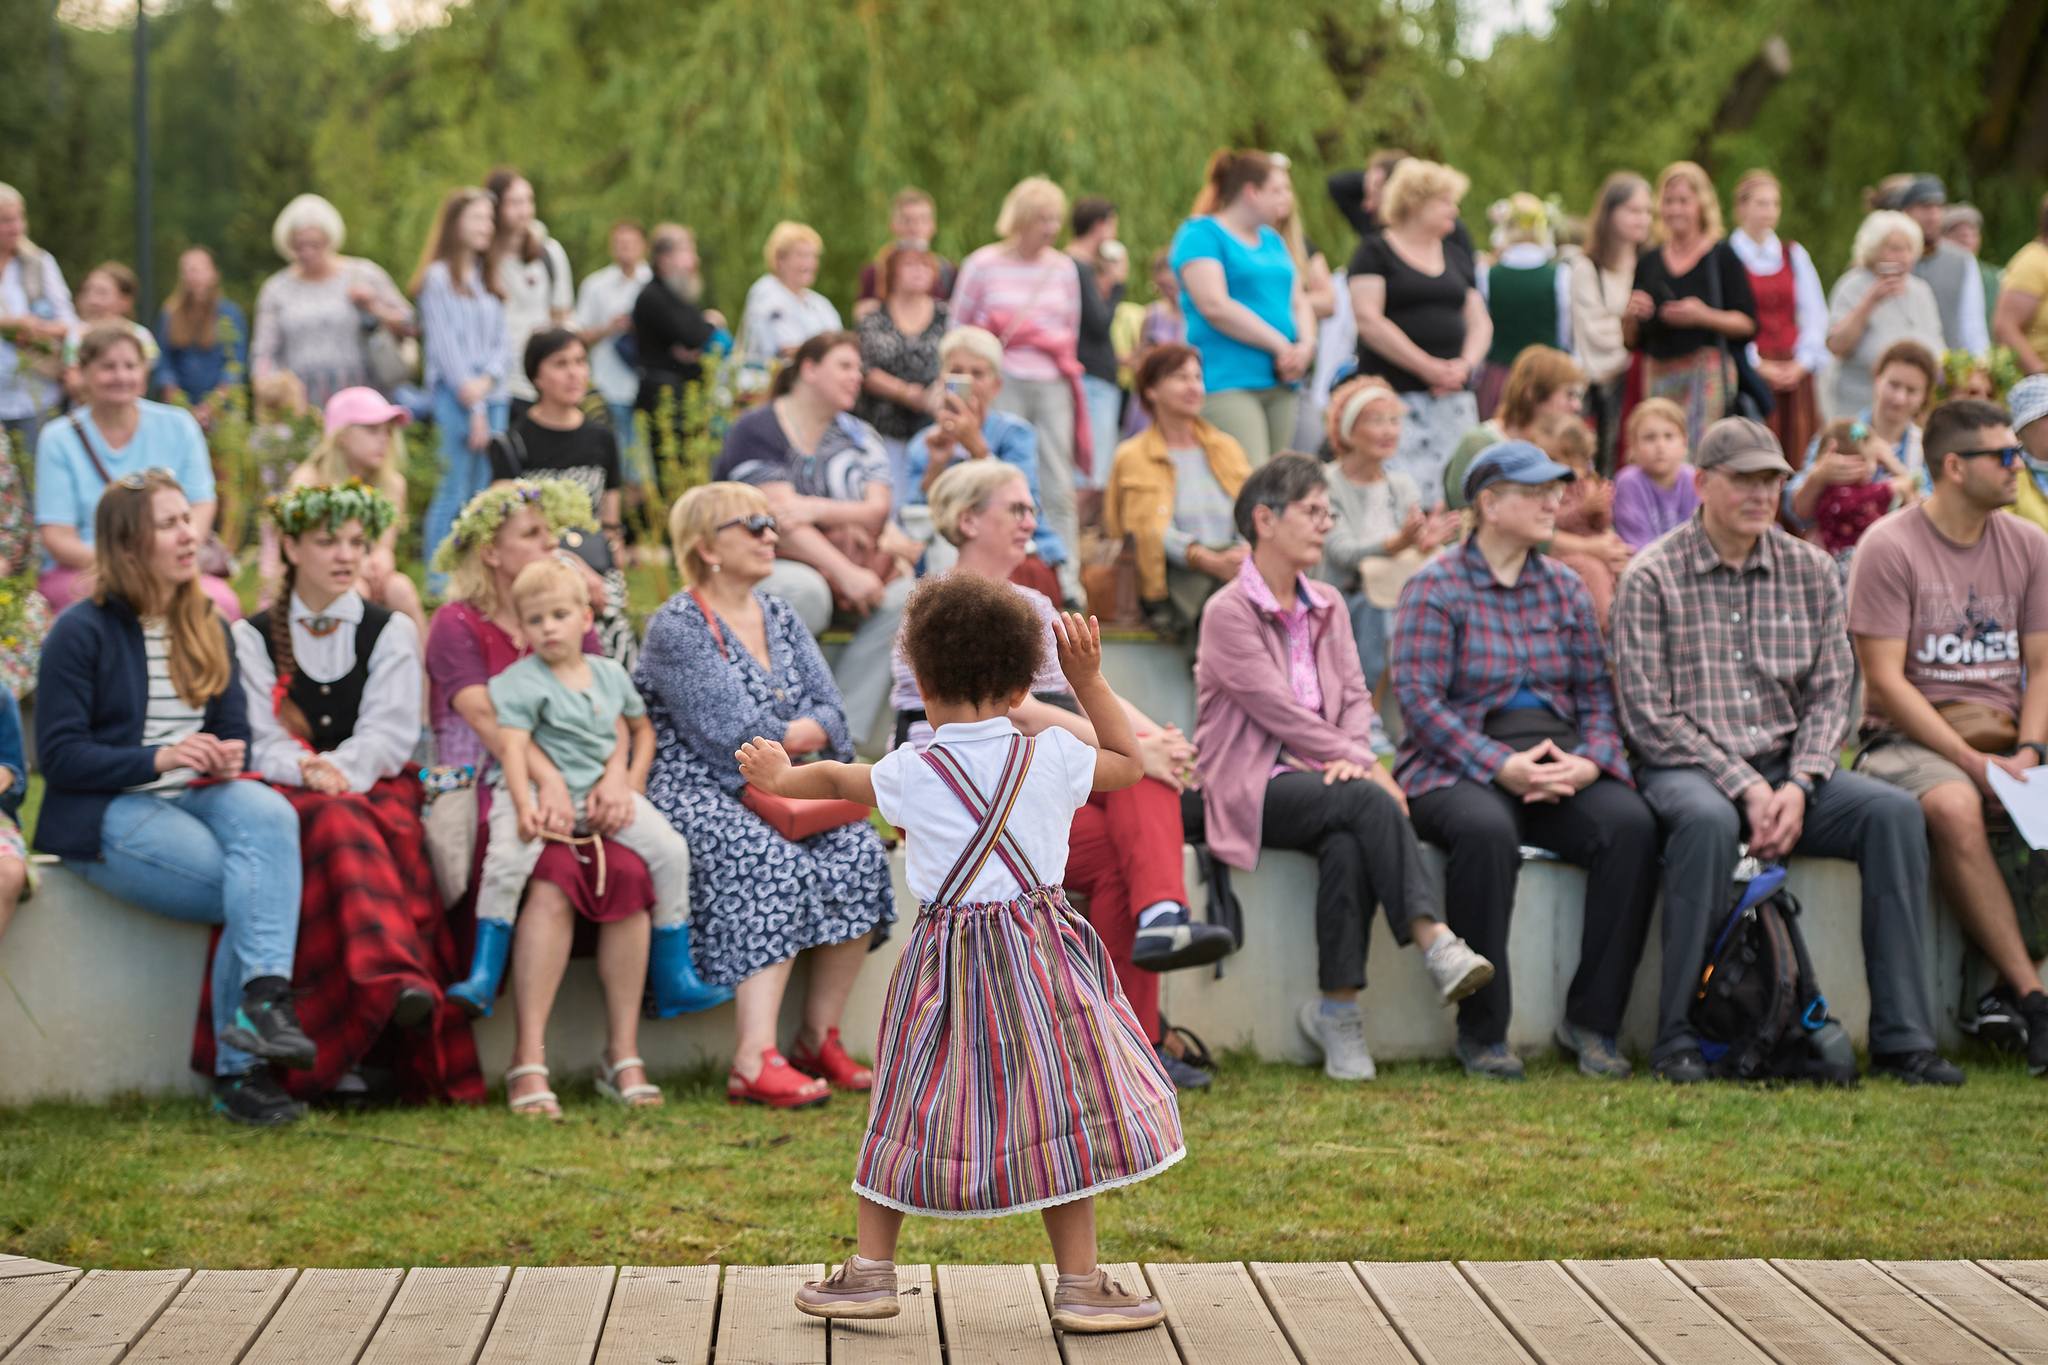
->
[1562, 1260, 1772, 1365]
[934, 1265, 1059, 1364]
[126, 1270, 296, 1364]
[358, 1266, 509, 1365]
[0, 1268, 189, 1365]
[1985, 1263, 2048, 1311]
[1667, 1260, 1885, 1365]
[0, 1263, 80, 1284]
[0, 1274, 80, 1358]
[244, 1269, 406, 1365]
[1142, 1262, 1294, 1364]
[591, 1266, 717, 1365]
[1356, 1261, 1536, 1365]
[713, 1264, 824, 1365]
[1249, 1261, 1415, 1365]
[1773, 1260, 2008, 1365]
[830, 1263, 939, 1365]
[1461, 1261, 1653, 1364]
[475, 1267, 613, 1365]
[1878, 1260, 2048, 1363]
[1035, 1263, 1176, 1365]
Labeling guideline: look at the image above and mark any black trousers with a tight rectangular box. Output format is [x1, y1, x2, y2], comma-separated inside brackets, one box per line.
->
[1408, 777, 1658, 1046]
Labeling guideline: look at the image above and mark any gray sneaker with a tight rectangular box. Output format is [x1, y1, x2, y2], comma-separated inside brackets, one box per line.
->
[1555, 1021, 1633, 1079]
[1421, 932, 1494, 1005]
[1454, 1036, 1525, 1081]
[794, 1256, 899, 1320]
[1298, 999, 1376, 1081]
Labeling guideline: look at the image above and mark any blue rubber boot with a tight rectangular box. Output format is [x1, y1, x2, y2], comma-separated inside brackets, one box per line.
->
[448, 918, 514, 1018]
[647, 923, 733, 1017]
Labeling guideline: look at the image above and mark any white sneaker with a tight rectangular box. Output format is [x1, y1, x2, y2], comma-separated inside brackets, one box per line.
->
[1298, 999, 1376, 1081]
[1422, 933, 1494, 1005]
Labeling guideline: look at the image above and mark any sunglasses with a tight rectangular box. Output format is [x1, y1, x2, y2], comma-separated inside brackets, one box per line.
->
[716, 513, 777, 538]
[1956, 445, 2024, 468]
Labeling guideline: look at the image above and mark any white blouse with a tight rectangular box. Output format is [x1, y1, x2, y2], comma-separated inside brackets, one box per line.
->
[1727, 229, 1830, 375]
[232, 591, 422, 793]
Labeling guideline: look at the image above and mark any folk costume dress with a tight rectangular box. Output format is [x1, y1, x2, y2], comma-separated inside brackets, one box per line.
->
[193, 591, 485, 1103]
[855, 719, 1184, 1218]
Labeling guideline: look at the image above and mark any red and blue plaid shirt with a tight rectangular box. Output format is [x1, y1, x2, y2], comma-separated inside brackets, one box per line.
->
[1390, 537, 1632, 797]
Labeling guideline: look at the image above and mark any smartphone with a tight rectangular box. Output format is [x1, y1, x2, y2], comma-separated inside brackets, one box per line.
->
[943, 373, 972, 398]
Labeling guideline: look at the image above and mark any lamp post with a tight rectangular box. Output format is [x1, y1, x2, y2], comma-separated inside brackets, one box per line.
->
[134, 1, 152, 315]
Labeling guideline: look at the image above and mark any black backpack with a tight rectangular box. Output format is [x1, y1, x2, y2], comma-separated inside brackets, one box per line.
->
[1691, 864, 1857, 1084]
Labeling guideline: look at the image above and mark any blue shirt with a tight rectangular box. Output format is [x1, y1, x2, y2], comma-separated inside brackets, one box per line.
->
[34, 401, 217, 565]
[1168, 216, 1298, 393]
[903, 408, 1070, 566]
[417, 260, 509, 397]
[0, 689, 24, 822]
[151, 301, 249, 401]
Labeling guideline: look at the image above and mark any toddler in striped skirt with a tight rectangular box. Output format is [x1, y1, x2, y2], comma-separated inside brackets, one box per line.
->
[737, 574, 1184, 1334]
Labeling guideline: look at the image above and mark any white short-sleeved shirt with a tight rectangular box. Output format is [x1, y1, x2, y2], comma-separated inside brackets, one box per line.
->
[871, 716, 1096, 903]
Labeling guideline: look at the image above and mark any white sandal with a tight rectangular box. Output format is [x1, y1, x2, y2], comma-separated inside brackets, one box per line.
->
[596, 1055, 663, 1108]
[505, 1063, 562, 1119]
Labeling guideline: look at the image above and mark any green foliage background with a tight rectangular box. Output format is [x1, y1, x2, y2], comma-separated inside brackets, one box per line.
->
[1, 0, 2041, 313]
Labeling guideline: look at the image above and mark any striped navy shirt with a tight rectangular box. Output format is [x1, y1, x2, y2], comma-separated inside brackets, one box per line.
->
[133, 621, 205, 793]
[417, 260, 509, 397]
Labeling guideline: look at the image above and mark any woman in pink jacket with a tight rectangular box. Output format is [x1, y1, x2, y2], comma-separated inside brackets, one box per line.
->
[1189, 454, 1493, 1083]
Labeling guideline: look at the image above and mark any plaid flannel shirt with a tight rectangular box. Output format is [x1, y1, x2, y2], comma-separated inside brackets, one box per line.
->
[1610, 514, 1854, 799]
[1391, 538, 1631, 798]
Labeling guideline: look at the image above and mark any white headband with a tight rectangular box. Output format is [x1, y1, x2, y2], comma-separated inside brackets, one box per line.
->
[1338, 382, 1399, 444]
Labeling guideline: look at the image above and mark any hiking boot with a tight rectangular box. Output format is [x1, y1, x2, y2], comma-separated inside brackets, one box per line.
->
[212, 1070, 305, 1127]
[391, 986, 437, 1031]
[220, 980, 317, 1070]
[1131, 908, 1235, 972]
[1652, 1048, 1710, 1085]
[1555, 1021, 1633, 1079]
[1297, 999, 1375, 1081]
[1454, 1036, 1525, 1081]
[1960, 986, 2029, 1055]
[1050, 1268, 1166, 1334]
[1421, 931, 1494, 1004]
[1870, 1050, 1965, 1087]
[1153, 1043, 1213, 1091]
[794, 1256, 899, 1320]
[2019, 992, 2048, 1078]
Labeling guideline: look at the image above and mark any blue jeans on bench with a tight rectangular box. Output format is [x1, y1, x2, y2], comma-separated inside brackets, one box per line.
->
[67, 781, 304, 1078]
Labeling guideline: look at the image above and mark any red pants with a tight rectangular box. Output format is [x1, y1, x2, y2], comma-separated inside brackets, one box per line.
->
[1066, 776, 1188, 1044]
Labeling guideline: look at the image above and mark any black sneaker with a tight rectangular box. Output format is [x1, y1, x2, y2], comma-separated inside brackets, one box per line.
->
[213, 1071, 306, 1126]
[1153, 1043, 1213, 1091]
[1870, 1050, 1965, 1087]
[1960, 986, 2028, 1055]
[1131, 909, 1235, 972]
[391, 985, 437, 1031]
[1652, 1048, 1710, 1085]
[220, 984, 318, 1070]
[2019, 992, 2048, 1078]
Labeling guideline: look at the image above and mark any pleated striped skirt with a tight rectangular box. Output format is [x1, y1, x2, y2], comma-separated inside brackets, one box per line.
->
[852, 884, 1186, 1218]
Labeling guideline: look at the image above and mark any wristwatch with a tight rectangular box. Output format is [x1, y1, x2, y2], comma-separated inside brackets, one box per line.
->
[2022, 742, 2048, 765]
[1787, 774, 1817, 798]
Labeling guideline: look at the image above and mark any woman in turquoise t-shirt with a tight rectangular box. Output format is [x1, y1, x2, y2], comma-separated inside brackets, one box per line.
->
[1169, 150, 1316, 467]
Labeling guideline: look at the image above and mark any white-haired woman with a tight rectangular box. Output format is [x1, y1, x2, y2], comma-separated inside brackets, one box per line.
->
[740, 221, 842, 366]
[251, 194, 414, 407]
[0, 183, 76, 447]
[1824, 210, 1946, 419]
[950, 176, 1087, 602]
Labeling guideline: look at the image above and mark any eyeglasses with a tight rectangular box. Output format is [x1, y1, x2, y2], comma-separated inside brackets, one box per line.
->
[1290, 502, 1336, 528]
[715, 513, 778, 538]
[1956, 445, 2025, 468]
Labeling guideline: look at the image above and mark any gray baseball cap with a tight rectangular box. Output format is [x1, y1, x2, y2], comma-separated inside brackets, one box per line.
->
[1694, 416, 1794, 477]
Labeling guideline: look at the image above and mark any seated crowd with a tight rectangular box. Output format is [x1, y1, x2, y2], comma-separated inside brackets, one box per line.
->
[4, 155, 2048, 1126]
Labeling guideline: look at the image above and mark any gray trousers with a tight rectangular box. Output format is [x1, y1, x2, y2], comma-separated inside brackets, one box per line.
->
[762, 557, 912, 753]
[1637, 763, 1939, 1063]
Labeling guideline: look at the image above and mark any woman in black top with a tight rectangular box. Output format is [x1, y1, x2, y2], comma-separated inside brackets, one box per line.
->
[1348, 159, 1490, 505]
[853, 245, 947, 488]
[1623, 161, 1757, 447]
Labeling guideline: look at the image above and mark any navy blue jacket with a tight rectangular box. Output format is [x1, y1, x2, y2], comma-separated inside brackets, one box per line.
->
[34, 596, 250, 861]
[0, 689, 24, 823]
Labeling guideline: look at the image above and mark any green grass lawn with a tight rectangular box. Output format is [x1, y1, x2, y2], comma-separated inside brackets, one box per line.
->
[5, 1054, 2045, 1270]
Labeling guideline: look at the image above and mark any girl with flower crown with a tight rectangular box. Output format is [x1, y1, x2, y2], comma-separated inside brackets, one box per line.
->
[212, 480, 483, 1108]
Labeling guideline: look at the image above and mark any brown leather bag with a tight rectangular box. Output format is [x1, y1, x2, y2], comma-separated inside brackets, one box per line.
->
[1937, 700, 2019, 754]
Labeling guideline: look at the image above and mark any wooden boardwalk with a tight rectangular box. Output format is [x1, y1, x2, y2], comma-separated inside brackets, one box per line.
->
[4, 1253, 2047, 1363]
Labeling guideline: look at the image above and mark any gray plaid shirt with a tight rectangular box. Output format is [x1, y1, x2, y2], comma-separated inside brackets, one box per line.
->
[1611, 514, 1854, 799]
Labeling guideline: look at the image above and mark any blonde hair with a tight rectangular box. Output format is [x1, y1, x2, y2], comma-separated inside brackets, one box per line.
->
[1380, 160, 1469, 228]
[1651, 161, 1724, 243]
[669, 481, 771, 589]
[509, 557, 590, 611]
[1734, 169, 1780, 206]
[994, 177, 1068, 241]
[271, 193, 345, 260]
[290, 427, 408, 511]
[1528, 410, 1596, 471]
[93, 471, 231, 706]
[930, 460, 1029, 547]
[763, 220, 823, 273]
[1625, 397, 1689, 451]
[1851, 210, 1924, 270]
[938, 325, 1004, 371]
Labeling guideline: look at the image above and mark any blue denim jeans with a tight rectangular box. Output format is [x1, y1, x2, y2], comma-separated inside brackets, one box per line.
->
[607, 400, 650, 487]
[1345, 590, 1392, 688]
[68, 781, 304, 1076]
[1079, 375, 1123, 492]
[424, 383, 509, 593]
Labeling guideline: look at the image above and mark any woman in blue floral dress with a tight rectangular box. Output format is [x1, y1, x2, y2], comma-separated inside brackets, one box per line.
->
[638, 481, 894, 1109]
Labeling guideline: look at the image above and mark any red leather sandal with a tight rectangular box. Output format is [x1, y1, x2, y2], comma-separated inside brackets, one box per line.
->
[788, 1027, 875, 1092]
[727, 1048, 830, 1109]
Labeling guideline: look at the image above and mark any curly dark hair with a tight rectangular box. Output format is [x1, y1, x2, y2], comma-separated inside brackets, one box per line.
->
[900, 575, 1044, 708]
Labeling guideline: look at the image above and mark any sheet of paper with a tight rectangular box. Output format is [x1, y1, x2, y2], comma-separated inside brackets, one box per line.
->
[1985, 761, 2048, 851]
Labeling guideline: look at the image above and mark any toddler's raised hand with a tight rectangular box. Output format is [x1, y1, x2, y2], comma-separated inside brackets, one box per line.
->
[736, 736, 794, 793]
[1053, 611, 1104, 688]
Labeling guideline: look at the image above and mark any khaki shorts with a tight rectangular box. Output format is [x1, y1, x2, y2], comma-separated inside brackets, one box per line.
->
[1855, 735, 1980, 798]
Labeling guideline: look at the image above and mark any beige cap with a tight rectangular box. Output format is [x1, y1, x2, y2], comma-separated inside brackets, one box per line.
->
[1694, 416, 1793, 477]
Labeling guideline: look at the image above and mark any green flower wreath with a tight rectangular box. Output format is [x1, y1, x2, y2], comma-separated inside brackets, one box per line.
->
[268, 479, 398, 541]
[430, 478, 598, 574]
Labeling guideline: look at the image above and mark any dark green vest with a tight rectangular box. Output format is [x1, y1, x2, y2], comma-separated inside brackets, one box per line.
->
[1486, 261, 1558, 367]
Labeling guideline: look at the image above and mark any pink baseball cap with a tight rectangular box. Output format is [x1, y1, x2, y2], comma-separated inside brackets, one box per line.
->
[323, 387, 412, 437]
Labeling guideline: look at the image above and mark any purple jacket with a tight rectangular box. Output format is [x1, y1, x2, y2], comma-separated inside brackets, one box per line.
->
[1193, 573, 1379, 871]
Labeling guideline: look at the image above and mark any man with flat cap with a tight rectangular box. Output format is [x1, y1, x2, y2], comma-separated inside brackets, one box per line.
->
[1611, 416, 1963, 1086]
